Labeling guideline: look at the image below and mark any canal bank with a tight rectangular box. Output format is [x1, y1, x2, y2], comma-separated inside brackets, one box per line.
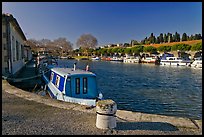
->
[2, 80, 202, 135]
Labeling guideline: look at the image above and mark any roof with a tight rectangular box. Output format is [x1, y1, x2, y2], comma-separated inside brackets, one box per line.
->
[51, 68, 96, 77]
[2, 13, 26, 41]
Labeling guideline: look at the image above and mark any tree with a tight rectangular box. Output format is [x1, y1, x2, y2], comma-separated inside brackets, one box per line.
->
[164, 33, 168, 43]
[124, 43, 130, 47]
[156, 36, 160, 44]
[191, 42, 202, 51]
[124, 48, 132, 55]
[159, 33, 164, 43]
[131, 45, 144, 55]
[143, 46, 157, 53]
[182, 33, 188, 41]
[168, 33, 173, 43]
[53, 37, 73, 56]
[76, 34, 98, 56]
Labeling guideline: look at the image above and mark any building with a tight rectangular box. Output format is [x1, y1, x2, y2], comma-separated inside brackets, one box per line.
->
[24, 45, 32, 62]
[2, 13, 28, 76]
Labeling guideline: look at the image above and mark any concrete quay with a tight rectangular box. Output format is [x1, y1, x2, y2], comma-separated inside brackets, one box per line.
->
[2, 80, 202, 135]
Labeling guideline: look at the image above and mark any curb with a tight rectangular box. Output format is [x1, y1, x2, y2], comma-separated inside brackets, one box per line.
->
[2, 80, 202, 130]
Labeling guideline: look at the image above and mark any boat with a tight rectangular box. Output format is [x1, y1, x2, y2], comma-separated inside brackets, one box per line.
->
[190, 57, 202, 68]
[111, 56, 123, 62]
[91, 56, 100, 60]
[141, 56, 157, 63]
[38, 56, 58, 74]
[123, 56, 140, 63]
[42, 64, 103, 106]
[160, 56, 192, 66]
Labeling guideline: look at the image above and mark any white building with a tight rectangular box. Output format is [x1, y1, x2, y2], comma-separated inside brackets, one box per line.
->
[2, 13, 28, 76]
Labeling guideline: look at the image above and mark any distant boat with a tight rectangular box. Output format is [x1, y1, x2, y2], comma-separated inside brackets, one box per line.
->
[42, 65, 103, 106]
[111, 56, 123, 62]
[91, 56, 100, 60]
[160, 57, 192, 66]
[190, 57, 202, 68]
[123, 56, 140, 63]
[141, 56, 157, 63]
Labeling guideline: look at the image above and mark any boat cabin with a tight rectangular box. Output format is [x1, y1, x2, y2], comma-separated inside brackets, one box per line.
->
[46, 68, 99, 100]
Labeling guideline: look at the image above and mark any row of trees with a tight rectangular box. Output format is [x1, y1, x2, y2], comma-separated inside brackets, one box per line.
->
[27, 33, 201, 57]
[26, 34, 98, 57]
[74, 42, 202, 56]
[25, 37, 73, 56]
[140, 32, 202, 45]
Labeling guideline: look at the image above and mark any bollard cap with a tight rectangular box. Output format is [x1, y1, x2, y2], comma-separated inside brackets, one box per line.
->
[96, 99, 117, 114]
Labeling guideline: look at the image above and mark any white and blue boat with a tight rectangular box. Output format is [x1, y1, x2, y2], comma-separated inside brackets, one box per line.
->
[42, 65, 103, 106]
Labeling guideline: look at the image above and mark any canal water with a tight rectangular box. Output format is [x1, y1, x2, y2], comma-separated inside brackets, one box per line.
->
[58, 59, 202, 120]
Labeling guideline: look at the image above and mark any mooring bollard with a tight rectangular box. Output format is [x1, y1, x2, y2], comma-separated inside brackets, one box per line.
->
[96, 99, 117, 129]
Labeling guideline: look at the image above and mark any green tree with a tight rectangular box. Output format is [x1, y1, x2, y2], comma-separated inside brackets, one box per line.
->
[191, 42, 202, 51]
[124, 48, 132, 55]
[111, 47, 119, 55]
[131, 45, 144, 54]
[159, 33, 164, 43]
[182, 33, 188, 41]
[168, 33, 173, 43]
[164, 33, 168, 43]
[143, 46, 157, 53]
[117, 48, 125, 55]
[171, 44, 179, 51]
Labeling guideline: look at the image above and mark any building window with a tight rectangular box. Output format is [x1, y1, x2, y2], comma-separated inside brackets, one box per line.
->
[83, 78, 88, 94]
[21, 45, 24, 59]
[5, 68, 9, 73]
[12, 36, 16, 61]
[75, 78, 80, 94]
[16, 41, 19, 61]
[55, 75, 60, 88]
[3, 32, 6, 38]
[3, 44, 7, 50]
[4, 56, 8, 62]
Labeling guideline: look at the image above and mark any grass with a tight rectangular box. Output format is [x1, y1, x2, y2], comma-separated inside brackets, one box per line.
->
[143, 40, 202, 48]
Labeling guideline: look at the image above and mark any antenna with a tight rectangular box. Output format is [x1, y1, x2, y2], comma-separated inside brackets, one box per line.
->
[73, 62, 76, 71]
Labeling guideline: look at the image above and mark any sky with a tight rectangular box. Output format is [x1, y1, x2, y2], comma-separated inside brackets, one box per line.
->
[2, 2, 202, 49]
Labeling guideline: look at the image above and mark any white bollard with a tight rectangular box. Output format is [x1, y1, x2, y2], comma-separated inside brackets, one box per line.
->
[96, 99, 117, 129]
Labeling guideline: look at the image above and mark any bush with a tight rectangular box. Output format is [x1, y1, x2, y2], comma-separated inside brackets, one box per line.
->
[143, 46, 157, 53]
[191, 42, 202, 51]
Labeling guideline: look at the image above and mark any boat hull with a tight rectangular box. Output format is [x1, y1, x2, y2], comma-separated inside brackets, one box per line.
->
[45, 80, 97, 106]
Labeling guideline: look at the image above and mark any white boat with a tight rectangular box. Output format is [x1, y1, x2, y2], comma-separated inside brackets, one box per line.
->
[190, 57, 202, 68]
[111, 56, 123, 62]
[160, 57, 192, 66]
[91, 56, 100, 60]
[141, 56, 157, 63]
[123, 56, 140, 63]
[42, 65, 103, 106]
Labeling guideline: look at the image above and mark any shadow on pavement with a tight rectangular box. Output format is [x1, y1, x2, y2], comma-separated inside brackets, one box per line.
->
[116, 122, 179, 131]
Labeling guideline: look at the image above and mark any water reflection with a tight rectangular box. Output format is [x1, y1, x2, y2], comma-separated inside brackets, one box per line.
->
[58, 59, 202, 120]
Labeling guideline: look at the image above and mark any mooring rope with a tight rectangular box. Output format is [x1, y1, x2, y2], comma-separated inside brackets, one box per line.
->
[2, 69, 50, 82]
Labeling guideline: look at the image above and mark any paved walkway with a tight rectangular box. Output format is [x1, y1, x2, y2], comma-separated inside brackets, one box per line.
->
[2, 80, 202, 135]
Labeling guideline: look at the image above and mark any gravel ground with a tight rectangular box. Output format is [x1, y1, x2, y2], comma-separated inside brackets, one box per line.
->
[2, 89, 201, 135]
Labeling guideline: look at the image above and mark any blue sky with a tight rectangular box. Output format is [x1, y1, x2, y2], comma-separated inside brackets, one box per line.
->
[2, 2, 202, 48]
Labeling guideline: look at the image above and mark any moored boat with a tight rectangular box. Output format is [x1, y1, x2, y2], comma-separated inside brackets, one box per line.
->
[141, 56, 158, 64]
[190, 57, 202, 68]
[91, 56, 100, 60]
[42, 64, 103, 106]
[160, 57, 192, 66]
[123, 56, 140, 63]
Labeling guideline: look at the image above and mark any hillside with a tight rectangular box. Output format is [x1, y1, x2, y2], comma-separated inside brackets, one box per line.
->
[143, 40, 202, 48]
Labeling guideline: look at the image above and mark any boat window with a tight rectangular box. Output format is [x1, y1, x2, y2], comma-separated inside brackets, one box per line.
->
[50, 72, 54, 82]
[55, 75, 60, 88]
[75, 78, 80, 94]
[83, 78, 88, 94]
